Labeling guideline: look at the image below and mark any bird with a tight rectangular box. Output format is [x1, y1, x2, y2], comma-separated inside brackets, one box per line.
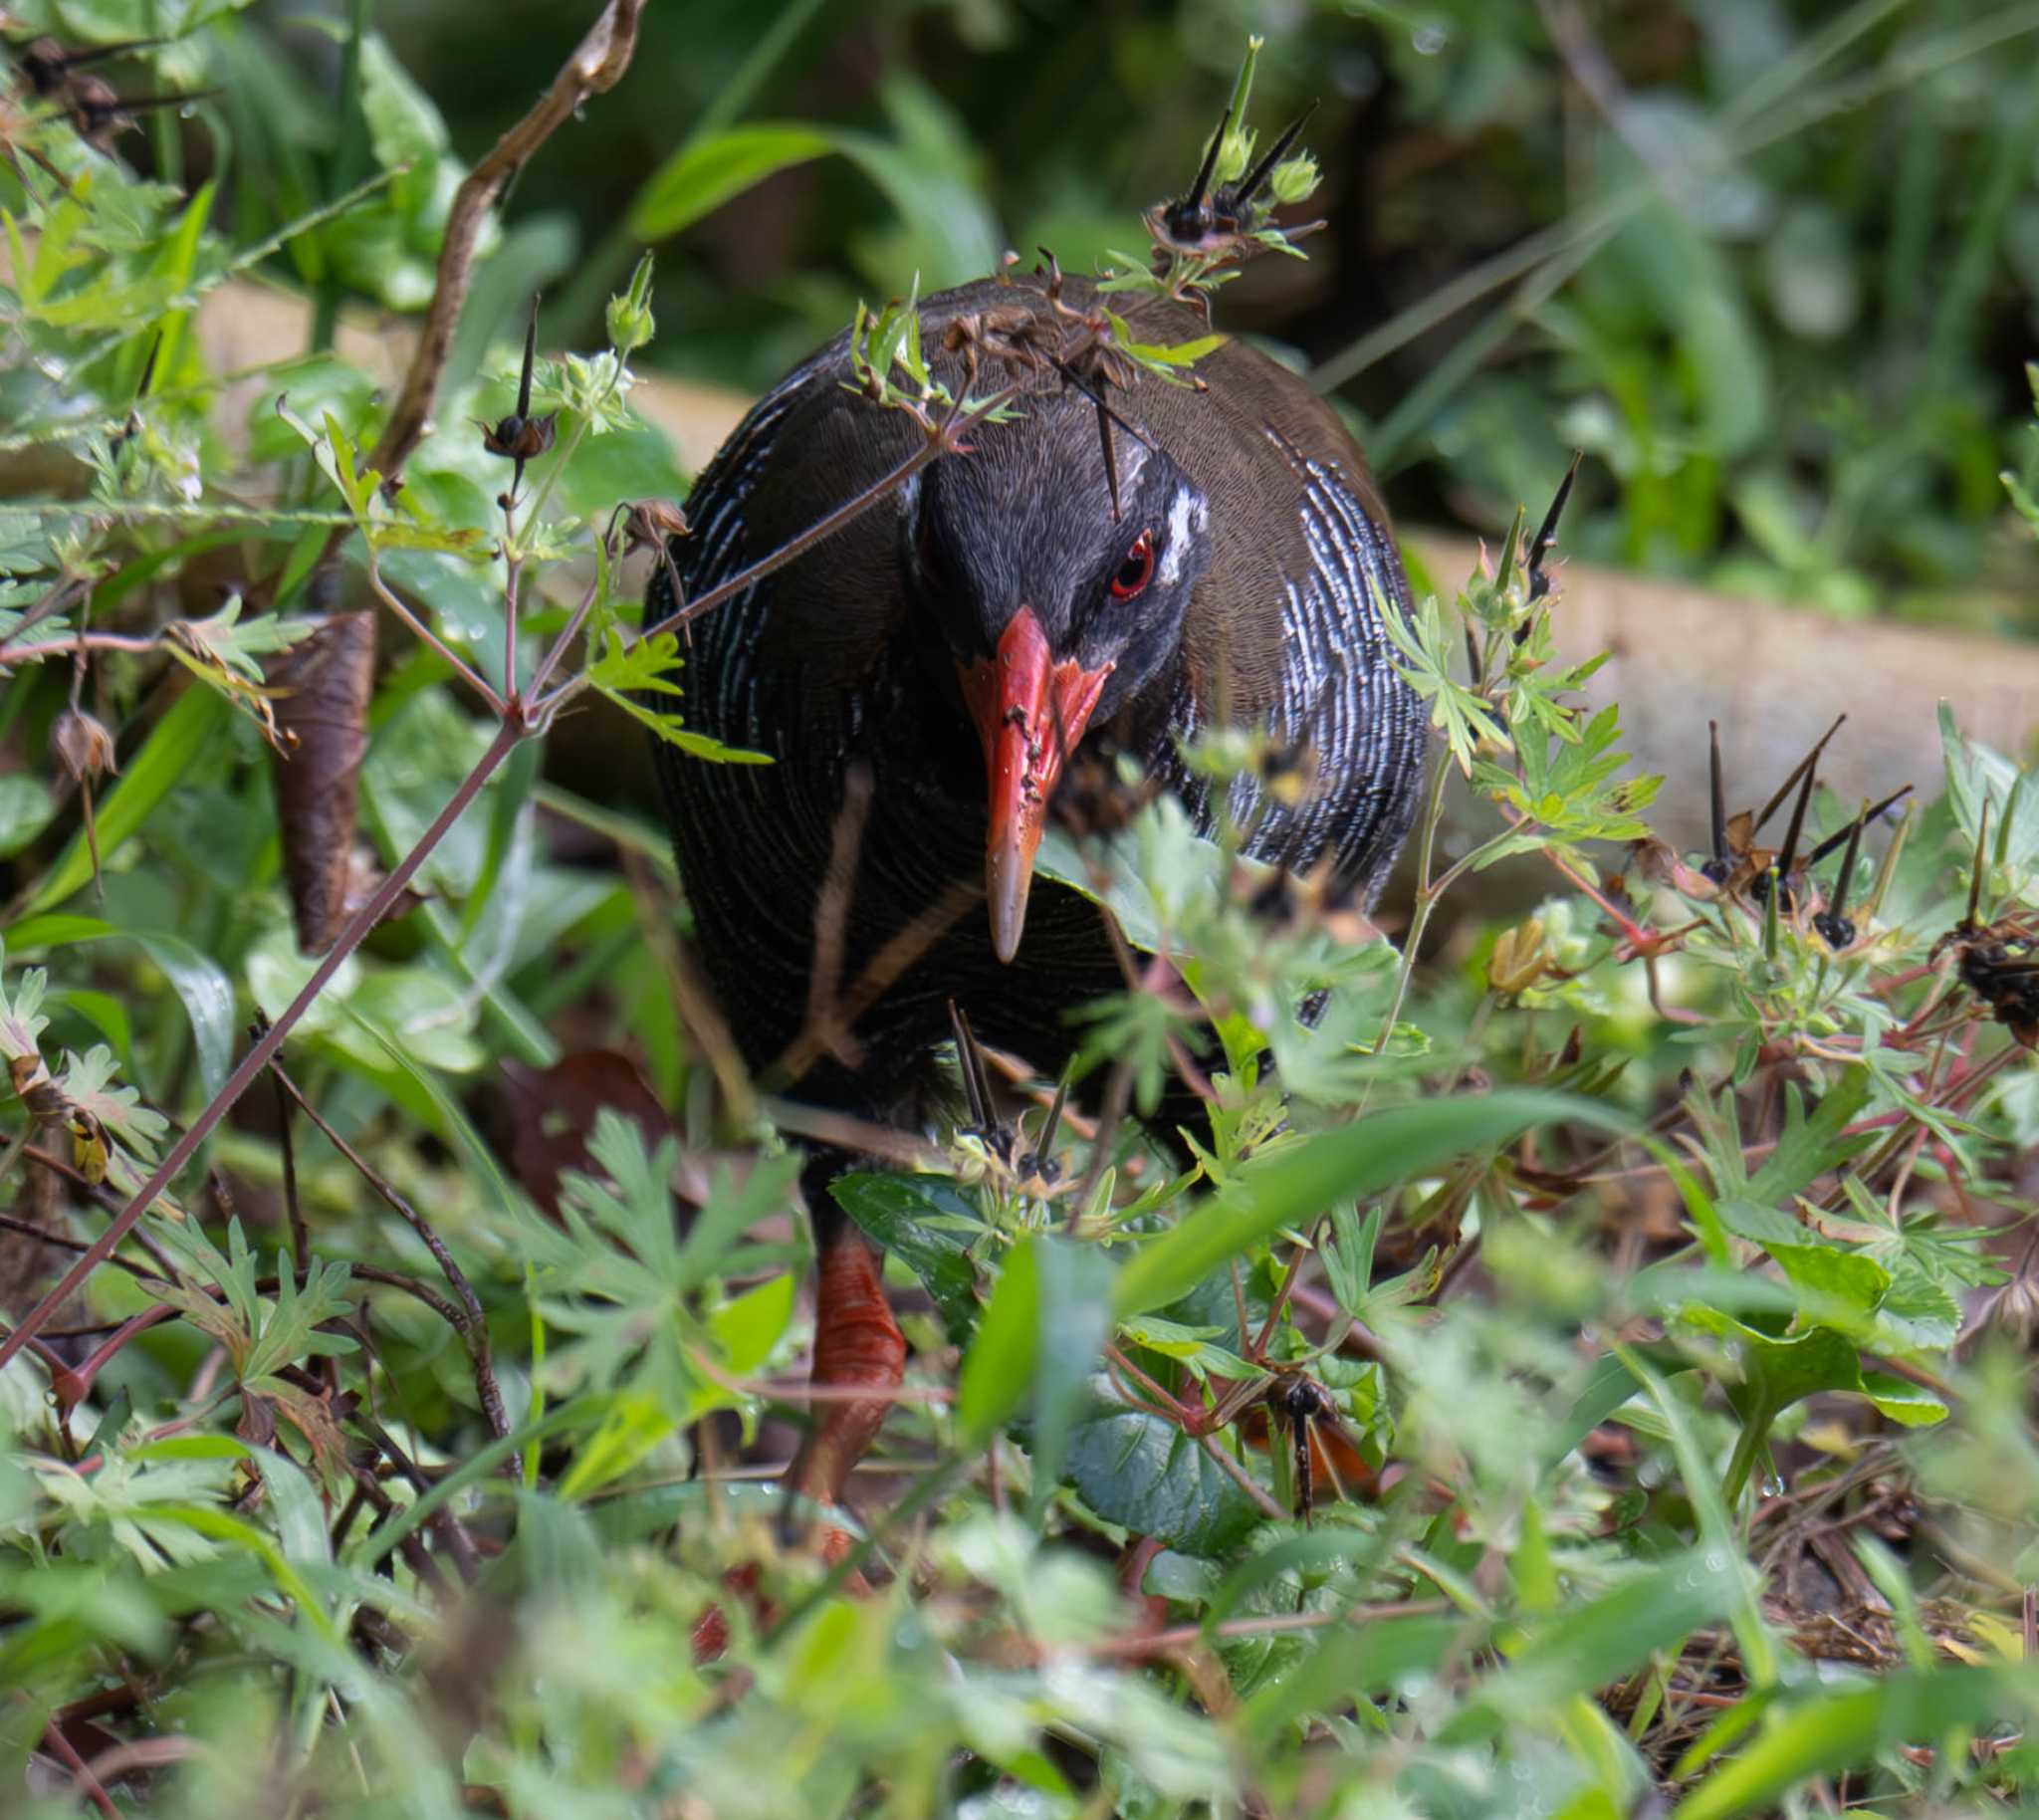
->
[647, 268, 1427, 1520]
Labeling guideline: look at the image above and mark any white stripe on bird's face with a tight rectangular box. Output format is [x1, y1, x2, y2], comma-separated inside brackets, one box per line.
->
[1159, 483, 1209, 586]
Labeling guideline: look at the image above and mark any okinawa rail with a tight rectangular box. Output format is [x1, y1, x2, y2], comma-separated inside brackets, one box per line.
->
[648, 270, 1427, 1515]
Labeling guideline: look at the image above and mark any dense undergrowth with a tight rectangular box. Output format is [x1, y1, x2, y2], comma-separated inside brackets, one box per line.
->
[0, 6, 2037, 1818]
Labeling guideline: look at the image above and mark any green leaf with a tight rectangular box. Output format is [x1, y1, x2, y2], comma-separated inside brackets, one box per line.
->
[1115, 1092, 1617, 1318]
[1065, 1406, 1260, 1557]
[628, 123, 835, 240]
[131, 932, 235, 1101]
[831, 1173, 983, 1344]
[558, 1392, 672, 1501]
[1241, 1615, 1466, 1746]
[358, 32, 451, 168]
[1204, 1528, 1391, 1634]
[0, 776, 54, 857]
[708, 1270, 795, 1377]
[1744, 1072, 1873, 1209]
[958, 1237, 1040, 1446]
[1027, 1238, 1114, 1517]
[1443, 1548, 1747, 1740]
[1671, 1668, 2035, 1820]
[586, 628, 771, 763]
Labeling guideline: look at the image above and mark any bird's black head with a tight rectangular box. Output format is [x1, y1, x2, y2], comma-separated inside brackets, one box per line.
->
[899, 397, 1212, 960]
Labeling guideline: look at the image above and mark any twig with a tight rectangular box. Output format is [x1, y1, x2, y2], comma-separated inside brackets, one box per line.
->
[362, 2, 643, 491]
[355, 1412, 483, 1585]
[268, 1060, 511, 1447]
[267, 1028, 310, 1289]
[0, 719, 525, 1375]
[39, 1718, 119, 1820]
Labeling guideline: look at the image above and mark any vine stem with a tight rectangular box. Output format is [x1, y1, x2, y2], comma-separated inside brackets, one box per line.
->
[0, 717, 527, 1374]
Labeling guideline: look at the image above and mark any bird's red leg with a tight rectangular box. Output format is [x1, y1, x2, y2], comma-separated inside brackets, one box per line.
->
[782, 1202, 905, 1545]
[695, 1206, 901, 1662]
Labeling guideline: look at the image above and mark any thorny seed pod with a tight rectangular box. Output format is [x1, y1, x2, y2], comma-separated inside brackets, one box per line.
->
[1147, 96, 1321, 264]
[13, 34, 161, 97]
[49, 707, 115, 781]
[1930, 803, 2039, 1047]
[1703, 713, 1847, 896]
[1809, 800, 1869, 951]
[1523, 450, 1583, 615]
[1804, 787, 1910, 950]
[64, 75, 210, 152]
[1015, 1068, 1071, 1190]
[947, 1000, 1017, 1167]
[476, 293, 555, 499]
[477, 412, 557, 464]
[940, 307, 1053, 378]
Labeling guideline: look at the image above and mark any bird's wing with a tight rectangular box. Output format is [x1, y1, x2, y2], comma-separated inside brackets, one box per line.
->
[1131, 332, 1426, 897]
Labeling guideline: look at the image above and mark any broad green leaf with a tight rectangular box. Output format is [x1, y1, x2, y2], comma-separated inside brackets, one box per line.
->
[0, 775, 54, 856]
[1764, 1242, 1890, 1319]
[628, 123, 835, 240]
[1855, 1371, 1949, 1427]
[958, 1236, 1039, 1445]
[558, 1392, 672, 1501]
[0, 916, 229, 1096]
[1204, 1528, 1392, 1634]
[358, 31, 451, 167]
[1064, 1405, 1260, 1558]
[1115, 1092, 1616, 1317]
[830, 1172, 983, 1343]
[708, 1270, 795, 1376]
[132, 932, 235, 1100]
[1027, 1239, 1113, 1517]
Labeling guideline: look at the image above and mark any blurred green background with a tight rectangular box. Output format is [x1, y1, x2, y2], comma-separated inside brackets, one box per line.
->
[105, 0, 2039, 632]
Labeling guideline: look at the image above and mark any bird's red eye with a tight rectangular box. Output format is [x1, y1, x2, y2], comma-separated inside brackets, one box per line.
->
[1110, 530, 1155, 599]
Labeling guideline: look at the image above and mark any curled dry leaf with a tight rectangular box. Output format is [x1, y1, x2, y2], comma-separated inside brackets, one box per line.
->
[267, 610, 376, 954]
[49, 707, 116, 782]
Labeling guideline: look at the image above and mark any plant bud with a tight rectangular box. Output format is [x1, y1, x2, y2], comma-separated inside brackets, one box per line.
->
[50, 708, 117, 782]
[1214, 124, 1253, 184]
[1487, 918, 1553, 996]
[605, 251, 657, 353]
[1270, 151, 1320, 205]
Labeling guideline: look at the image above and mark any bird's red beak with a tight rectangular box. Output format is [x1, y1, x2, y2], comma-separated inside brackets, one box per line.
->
[959, 607, 1113, 963]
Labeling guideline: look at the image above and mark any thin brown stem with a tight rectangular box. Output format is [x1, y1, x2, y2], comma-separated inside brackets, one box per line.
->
[0, 719, 526, 1374]
[360, 2, 642, 493]
[269, 1061, 510, 1446]
[362, 556, 507, 716]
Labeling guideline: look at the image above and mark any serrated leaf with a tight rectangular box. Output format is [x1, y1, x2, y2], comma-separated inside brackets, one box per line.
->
[1065, 1405, 1261, 1557]
[831, 1173, 983, 1343]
